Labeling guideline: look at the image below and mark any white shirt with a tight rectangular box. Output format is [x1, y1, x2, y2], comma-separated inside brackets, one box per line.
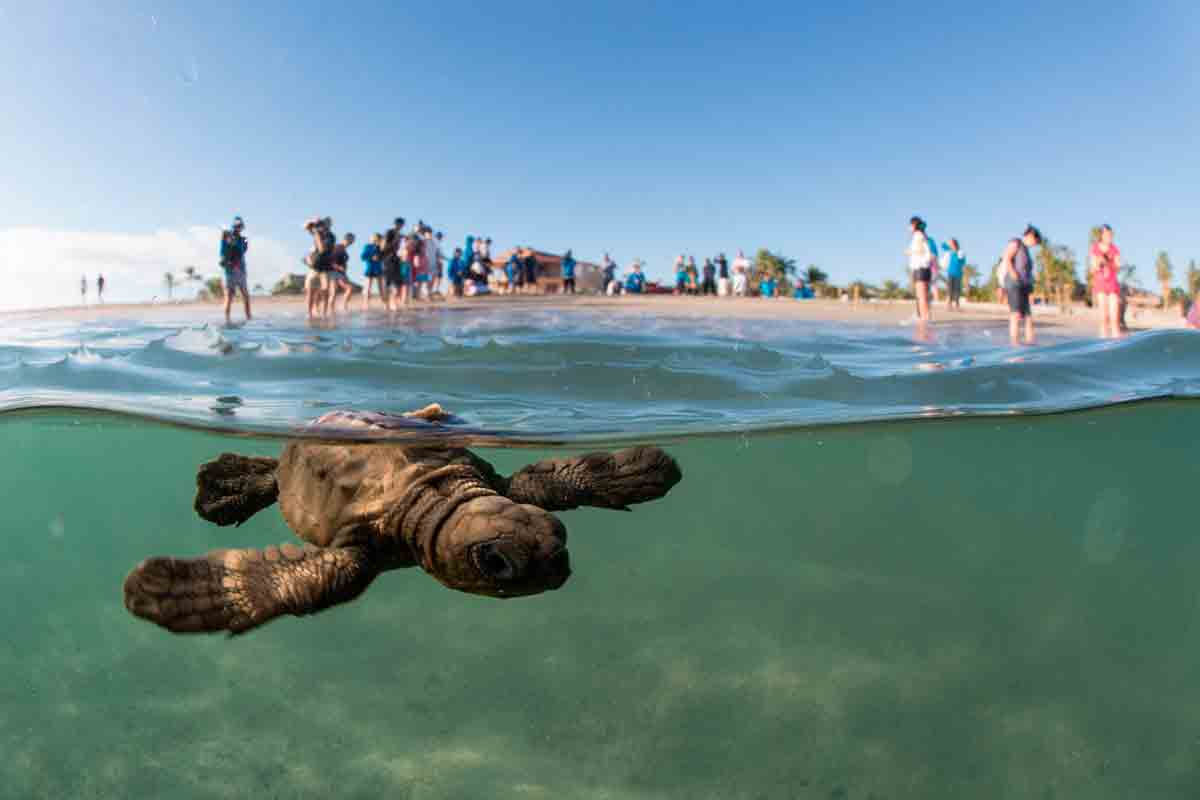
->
[733, 255, 750, 273]
[907, 232, 931, 272]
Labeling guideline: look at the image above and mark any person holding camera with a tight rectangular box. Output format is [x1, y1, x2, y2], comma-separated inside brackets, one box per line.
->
[220, 216, 252, 324]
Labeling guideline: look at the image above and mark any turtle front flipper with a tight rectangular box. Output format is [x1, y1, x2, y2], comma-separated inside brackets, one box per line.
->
[123, 544, 376, 636]
[504, 446, 682, 512]
[194, 453, 280, 527]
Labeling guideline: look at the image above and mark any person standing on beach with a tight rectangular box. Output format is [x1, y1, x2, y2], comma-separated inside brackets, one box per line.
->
[421, 227, 438, 300]
[448, 248, 467, 298]
[220, 216, 252, 324]
[561, 250, 577, 294]
[304, 217, 335, 319]
[941, 238, 966, 311]
[81, 275, 87, 305]
[602, 253, 618, 295]
[906, 216, 935, 322]
[361, 233, 384, 311]
[327, 232, 355, 315]
[433, 232, 446, 296]
[624, 261, 646, 294]
[1090, 224, 1122, 339]
[523, 248, 539, 293]
[716, 253, 730, 297]
[732, 251, 750, 297]
[382, 218, 405, 308]
[97, 274, 106, 304]
[702, 258, 717, 296]
[1001, 224, 1043, 345]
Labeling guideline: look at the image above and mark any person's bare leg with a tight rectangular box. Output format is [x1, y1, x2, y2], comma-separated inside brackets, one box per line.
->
[241, 288, 252, 321]
[224, 288, 234, 324]
[916, 281, 930, 321]
[1024, 315, 1035, 345]
[1009, 313, 1020, 346]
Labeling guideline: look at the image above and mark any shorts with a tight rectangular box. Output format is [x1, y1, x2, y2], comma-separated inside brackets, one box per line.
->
[1006, 280, 1032, 317]
[718, 277, 730, 296]
[364, 263, 382, 278]
[415, 273, 430, 283]
[305, 269, 329, 291]
[223, 266, 248, 293]
[913, 267, 932, 283]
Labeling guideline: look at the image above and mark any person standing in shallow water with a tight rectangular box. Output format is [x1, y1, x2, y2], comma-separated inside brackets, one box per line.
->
[1090, 224, 1122, 339]
[80, 275, 87, 305]
[1002, 224, 1043, 346]
[220, 216, 252, 324]
[97, 274, 105, 304]
[906, 216, 935, 323]
[941, 238, 966, 311]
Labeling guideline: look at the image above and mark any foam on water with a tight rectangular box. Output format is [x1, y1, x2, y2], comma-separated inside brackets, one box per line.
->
[0, 307, 1198, 440]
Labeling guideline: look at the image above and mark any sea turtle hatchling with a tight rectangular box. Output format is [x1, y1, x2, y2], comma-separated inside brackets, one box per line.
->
[123, 405, 682, 636]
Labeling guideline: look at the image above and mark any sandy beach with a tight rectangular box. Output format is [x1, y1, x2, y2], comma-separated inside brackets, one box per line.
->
[6, 293, 1191, 337]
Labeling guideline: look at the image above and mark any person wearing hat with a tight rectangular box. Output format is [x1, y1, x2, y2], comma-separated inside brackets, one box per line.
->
[220, 215, 252, 324]
[1001, 224, 1043, 345]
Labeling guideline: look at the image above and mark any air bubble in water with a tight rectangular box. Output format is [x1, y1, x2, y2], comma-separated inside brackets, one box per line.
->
[48, 515, 65, 539]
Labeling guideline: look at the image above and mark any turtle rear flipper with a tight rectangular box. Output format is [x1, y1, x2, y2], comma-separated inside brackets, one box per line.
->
[123, 544, 376, 636]
[194, 453, 280, 526]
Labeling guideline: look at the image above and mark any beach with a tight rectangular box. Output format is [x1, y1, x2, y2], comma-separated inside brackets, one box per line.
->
[6, 293, 1191, 337]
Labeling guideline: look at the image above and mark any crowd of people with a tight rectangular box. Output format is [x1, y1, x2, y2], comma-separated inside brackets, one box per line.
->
[211, 213, 1200, 339]
[79, 273, 106, 305]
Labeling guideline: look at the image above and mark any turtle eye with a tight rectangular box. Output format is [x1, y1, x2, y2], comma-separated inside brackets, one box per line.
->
[473, 542, 516, 580]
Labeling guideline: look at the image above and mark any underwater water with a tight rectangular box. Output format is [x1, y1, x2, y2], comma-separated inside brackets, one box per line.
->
[3, 307, 1200, 798]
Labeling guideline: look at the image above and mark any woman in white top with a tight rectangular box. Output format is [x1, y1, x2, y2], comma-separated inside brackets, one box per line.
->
[731, 250, 750, 297]
[905, 216, 934, 322]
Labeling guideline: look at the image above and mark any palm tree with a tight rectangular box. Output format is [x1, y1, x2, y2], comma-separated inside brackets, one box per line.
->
[1187, 259, 1200, 296]
[1155, 251, 1174, 309]
[164, 272, 175, 300]
[804, 265, 828, 285]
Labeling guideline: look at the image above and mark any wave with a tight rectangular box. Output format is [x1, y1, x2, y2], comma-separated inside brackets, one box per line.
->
[0, 308, 1197, 442]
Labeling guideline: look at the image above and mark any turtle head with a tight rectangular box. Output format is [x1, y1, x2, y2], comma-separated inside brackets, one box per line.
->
[428, 495, 571, 598]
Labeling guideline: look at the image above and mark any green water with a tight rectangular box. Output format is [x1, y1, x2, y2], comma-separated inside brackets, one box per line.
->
[3, 404, 1198, 799]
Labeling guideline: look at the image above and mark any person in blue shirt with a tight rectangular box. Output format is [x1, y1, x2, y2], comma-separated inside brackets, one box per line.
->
[360, 233, 383, 311]
[941, 238, 966, 310]
[219, 216, 251, 324]
[447, 248, 467, 298]
[624, 262, 645, 294]
[760, 275, 776, 298]
[504, 250, 522, 294]
[561, 250, 577, 294]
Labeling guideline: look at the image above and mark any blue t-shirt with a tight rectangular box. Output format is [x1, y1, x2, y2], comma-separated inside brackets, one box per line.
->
[761, 279, 776, 297]
[220, 234, 248, 270]
[562, 256, 576, 279]
[625, 272, 645, 293]
[940, 244, 965, 279]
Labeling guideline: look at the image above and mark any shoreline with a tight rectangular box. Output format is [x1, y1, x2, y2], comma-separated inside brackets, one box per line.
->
[2, 293, 1190, 336]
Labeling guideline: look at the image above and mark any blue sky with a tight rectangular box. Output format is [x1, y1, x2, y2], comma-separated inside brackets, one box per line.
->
[1, 0, 1198, 307]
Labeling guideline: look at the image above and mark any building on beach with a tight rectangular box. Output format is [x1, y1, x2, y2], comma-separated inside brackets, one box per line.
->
[492, 250, 604, 293]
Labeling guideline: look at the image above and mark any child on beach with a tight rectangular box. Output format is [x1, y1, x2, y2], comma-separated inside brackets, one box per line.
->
[327, 233, 355, 315]
[448, 248, 467, 298]
[732, 251, 750, 296]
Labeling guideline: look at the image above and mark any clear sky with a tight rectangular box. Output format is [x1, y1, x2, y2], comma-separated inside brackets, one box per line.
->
[1, 0, 1197, 308]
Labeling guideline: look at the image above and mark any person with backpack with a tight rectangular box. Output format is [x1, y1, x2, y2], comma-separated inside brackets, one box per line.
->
[220, 216, 252, 324]
[716, 253, 731, 297]
[1002, 224, 1043, 345]
[906, 216, 936, 323]
[327, 232, 355, 316]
